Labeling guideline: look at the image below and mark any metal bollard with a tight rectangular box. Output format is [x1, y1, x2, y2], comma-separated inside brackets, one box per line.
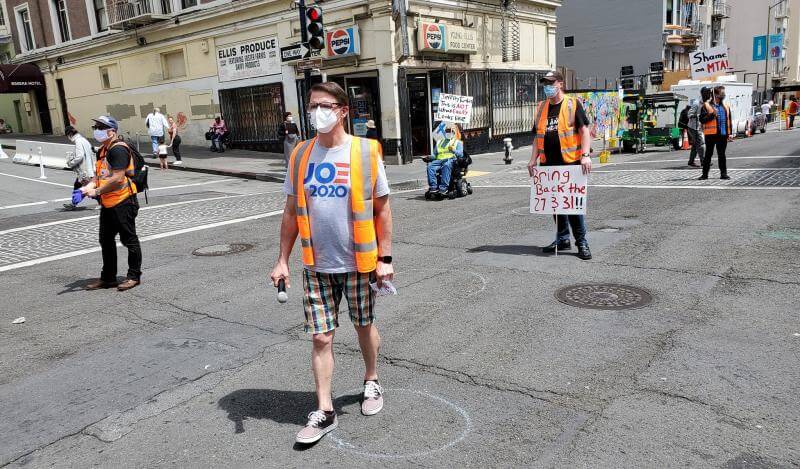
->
[503, 137, 514, 164]
[38, 146, 47, 179]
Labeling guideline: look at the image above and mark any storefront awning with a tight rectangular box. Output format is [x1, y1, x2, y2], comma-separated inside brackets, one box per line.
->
[0, 64, 45, 93]
[771, 84, 800, 93]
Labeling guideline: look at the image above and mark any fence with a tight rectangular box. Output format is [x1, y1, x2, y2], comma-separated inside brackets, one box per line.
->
[490, 71, 542, 135]
[219, 83, 285, 151]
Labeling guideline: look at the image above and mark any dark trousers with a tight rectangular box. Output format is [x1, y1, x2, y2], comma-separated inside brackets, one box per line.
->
[99, 197, 142, 282]
[555, 214, 588, 246]
[687, 129, 704, 165]
[172, 135, 182, 161]
[703, 134, 728, 177]
[790, 115, 796, 128]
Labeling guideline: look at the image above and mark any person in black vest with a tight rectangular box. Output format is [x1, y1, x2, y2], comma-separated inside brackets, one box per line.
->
[699, 85, 733, 180]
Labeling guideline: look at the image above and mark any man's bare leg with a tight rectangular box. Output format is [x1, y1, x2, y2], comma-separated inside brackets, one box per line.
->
[355, 324, 380, 381]
[311, 331, 335, 411]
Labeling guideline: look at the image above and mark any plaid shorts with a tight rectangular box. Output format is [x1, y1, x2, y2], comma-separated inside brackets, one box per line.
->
[302, 269, 376, 334]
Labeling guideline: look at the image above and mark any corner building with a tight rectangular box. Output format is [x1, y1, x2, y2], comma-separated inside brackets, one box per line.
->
[7, 0, 559, 163]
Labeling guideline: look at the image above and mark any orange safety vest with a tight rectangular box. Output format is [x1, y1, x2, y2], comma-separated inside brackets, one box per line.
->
[702, 102, 732, 136]
[288, 136, 381, 273]
[95, 141, 137, 208]
[533, 97, 581, 164]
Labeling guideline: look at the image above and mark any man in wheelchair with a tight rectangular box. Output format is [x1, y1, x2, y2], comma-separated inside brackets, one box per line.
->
[424, 124, 464, 199]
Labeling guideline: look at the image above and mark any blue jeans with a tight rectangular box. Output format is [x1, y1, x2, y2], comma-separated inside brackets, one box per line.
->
[555, 215, 588, 246]
[150, 136, 159, 154]
[211, 135, 224, 151]
[427, 158, 454, 192]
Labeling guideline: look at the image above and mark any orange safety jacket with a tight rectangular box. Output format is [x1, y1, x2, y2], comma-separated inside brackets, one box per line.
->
[95, 141, 136, 208]
[533, 96, 582, 164]
[702, 102, 732, 136]
[288, 136, 381, 273]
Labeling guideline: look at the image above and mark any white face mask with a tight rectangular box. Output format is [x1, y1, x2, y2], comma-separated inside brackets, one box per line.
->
[310, 107, 340, 134]
[94, 129, 110, 143]
[287, 116, 294, 123]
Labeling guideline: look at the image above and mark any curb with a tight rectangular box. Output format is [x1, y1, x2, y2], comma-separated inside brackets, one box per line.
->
[143, 160, 285, 183]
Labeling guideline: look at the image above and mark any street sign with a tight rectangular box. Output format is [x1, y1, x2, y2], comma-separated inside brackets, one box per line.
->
[295, 58, 322, 70]
[753, 35, 767, 61]
[280, 43, 310, 63]
[769, 34, 784, 59]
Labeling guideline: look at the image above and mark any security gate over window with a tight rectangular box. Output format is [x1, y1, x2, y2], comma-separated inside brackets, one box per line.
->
[490, 71, 543, 135]
[219, 83, 284, 152]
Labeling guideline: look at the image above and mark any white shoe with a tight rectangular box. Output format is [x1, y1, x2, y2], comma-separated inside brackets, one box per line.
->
[173, 161, 183, 166]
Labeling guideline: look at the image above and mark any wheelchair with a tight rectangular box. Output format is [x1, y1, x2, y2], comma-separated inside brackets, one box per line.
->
[423, 152, 474, 200]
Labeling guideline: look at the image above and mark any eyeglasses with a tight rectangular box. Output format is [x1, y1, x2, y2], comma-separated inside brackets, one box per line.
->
[307, 102, 343, 112]
[91, 125, 110, 130]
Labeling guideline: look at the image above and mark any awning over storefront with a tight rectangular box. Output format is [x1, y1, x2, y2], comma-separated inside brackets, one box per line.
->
[0, 64, 45, 93]
[771, 84, 800, 93]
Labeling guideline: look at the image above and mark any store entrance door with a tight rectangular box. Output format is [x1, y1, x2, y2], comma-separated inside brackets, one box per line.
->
[407, 74, 430, 156]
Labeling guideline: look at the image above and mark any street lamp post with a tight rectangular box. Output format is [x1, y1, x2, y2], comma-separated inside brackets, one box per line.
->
[765, 0, 789, 100]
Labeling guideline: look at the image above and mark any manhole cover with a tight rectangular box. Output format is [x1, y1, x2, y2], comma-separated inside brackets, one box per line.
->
[192, 243, 254, 257]
[555, 284, 653, 310]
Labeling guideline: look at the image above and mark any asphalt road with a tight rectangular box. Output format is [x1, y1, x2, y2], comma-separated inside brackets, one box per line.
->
[0, 132, 798, 468]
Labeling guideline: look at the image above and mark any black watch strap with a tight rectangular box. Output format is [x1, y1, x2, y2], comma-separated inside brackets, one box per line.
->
[379, 256, 392, 264]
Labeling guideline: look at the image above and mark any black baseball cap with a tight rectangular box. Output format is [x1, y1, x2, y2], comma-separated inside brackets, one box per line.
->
[539, 70, 565, 83]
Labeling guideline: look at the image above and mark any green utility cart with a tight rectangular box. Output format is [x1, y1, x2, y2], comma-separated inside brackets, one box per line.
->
[620, 92, 682, 153]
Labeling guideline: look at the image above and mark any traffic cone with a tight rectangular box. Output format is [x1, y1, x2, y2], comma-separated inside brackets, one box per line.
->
[681, 131, 690, 150]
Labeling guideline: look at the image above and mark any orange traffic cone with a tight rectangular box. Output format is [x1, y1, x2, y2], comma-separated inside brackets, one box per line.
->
[681, 131, 690, 150]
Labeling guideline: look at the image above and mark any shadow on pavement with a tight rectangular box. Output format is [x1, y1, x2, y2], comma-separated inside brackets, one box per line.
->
[467, 244, 576, 258]
[57, 277, 124, 295]
[218, 389, 361, 434]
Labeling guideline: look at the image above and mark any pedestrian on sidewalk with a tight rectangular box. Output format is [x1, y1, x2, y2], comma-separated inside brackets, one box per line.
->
[528, 70, 593, 260]
[63, 125, 95, 210]
[787, 96, 798, 129]
[157, 137, 169, 170]
[81, 115, 142, 291]
[761, 101, 772, 123]
[686, 88, 709, 168]
[282, 111, 300, 167]
[365, 119, 378, 140]
[167, 115, 183, 165]
[270, 81, 393, 445]
[145, 107, 169, 157]
[699, 85, 733, 180]
[209, 116, 228, 152]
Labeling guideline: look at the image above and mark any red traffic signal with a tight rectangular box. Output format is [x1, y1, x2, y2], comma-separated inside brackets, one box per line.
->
[306, 6, 325, 50]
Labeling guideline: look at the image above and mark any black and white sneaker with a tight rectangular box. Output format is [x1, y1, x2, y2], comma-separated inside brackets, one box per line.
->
[295, 410, 337, 444]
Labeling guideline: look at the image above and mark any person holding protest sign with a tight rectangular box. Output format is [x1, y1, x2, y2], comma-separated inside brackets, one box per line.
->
[528, 70, 593, 260]
[699, 85, 733, 180]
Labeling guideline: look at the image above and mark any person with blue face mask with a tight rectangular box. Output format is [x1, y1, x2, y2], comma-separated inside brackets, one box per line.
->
[529, 70, 594, 260]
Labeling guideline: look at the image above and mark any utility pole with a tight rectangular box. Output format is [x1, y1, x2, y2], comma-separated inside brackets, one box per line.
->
[765, 0, 789, 101]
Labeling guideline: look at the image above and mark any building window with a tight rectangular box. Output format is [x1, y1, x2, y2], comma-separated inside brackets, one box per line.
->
[94, 0, 108, 32]
[564, 36, 574, 48]
[53, 0, 71, 42]
[0, 4, 6, 26]
[162, 50, 186, 80]
[181, 0, 198, 9]
[15, 6, 35, 51]
[99, 64, 119, 89]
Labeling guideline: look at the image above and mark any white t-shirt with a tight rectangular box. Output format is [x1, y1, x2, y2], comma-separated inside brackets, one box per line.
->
[761, 104, 771, 115]
[146, 112, 169, 137]
[283, 136, 390, 273]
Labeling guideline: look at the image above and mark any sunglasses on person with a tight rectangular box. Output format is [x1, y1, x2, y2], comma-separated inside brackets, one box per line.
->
[91, 124, 111, 130]
[307, 102, 344, 112]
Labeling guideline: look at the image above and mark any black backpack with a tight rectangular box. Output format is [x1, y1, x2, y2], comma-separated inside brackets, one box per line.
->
[114, 139, 149, 204]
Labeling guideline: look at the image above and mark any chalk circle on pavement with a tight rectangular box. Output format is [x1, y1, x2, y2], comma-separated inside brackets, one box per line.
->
[327, 388, 472, 459]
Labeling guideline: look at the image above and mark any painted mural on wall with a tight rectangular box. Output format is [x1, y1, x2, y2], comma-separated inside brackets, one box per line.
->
[569, 91, 624, 139]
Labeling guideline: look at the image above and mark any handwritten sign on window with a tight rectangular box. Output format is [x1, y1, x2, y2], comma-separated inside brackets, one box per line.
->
[435, 93, 473, 124]
[530, 166, 588, 215]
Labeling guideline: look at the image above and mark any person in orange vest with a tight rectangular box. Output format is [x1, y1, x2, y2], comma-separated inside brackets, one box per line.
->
[787, 96, 798, 129]
[698, 85, 733, 180]
[80, 116, 142, 291]
[270, 82, 393, 445]
[528, 70, 593, 260]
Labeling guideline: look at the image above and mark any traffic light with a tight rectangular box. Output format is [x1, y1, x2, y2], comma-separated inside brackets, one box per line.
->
[650, 72, 664, 85]
[620, 65, 634, 77]
[306, 6, 324, 50]
[621, 77, 636, 90]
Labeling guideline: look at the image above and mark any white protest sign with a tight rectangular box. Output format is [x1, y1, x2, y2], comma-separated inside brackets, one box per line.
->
[530, 165, 588, 215]
[690, 45, 732, 80]
[435, 93, 473, 124]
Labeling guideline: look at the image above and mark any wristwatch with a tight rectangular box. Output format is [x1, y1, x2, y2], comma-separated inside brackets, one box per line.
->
[581, 153, 591, 159]
[378, 256, 393, 264]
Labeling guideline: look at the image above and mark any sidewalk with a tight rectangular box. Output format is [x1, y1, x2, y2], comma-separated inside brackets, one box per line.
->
[0, 133, 529, 190]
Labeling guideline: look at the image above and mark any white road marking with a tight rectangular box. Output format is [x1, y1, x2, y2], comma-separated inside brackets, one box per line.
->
[593, 168, 800, 173]
[0, 171, 72, 187]
[147, 179, 233, 191]
[606, 155, 800, 165]
[0, 190, 283, 235]
[0, 201, 49, 210]
[0, 210, 284, 272]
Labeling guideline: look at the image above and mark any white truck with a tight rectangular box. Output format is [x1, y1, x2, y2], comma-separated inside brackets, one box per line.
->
[671, 76, 754, 135]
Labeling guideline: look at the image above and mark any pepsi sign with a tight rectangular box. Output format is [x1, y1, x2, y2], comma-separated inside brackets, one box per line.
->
[418, 22, 447, 52]
[325, 26, 361, 58]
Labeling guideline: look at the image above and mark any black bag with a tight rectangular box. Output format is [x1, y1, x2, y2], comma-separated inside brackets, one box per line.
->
[678, 107, 690, 129]
[114, 140, 149, 204]
[205, 131, 214, 141]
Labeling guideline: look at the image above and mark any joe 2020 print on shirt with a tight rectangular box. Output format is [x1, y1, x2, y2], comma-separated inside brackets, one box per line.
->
[283, 136, 390, 273]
